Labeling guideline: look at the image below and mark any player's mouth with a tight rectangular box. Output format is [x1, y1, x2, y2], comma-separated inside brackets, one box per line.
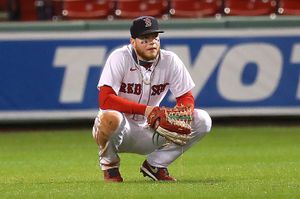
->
[147, 47, 157, 51]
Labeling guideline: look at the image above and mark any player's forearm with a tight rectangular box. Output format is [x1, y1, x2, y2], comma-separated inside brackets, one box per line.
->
[176, 91, 195, 111]
[99, 86, 147, 115]
[101, 94, 147, 114]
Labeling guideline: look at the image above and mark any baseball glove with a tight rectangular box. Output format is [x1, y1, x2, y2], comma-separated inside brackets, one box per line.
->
[147, 106, 193, 145]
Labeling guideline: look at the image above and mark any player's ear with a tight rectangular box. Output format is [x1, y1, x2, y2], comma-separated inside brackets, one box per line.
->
[130, 38, 136, 47]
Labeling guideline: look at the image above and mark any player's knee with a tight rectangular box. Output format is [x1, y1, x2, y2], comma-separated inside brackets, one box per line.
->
[193, 109, 212, 133]
[100, 111, 123, 135]
[92, 110, 123, 146]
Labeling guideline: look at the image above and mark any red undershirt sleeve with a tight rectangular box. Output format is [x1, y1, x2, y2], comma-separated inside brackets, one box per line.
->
[99, 85, 147, 115]
[99, 86, 194, 114]
[176, 91, 195, 111]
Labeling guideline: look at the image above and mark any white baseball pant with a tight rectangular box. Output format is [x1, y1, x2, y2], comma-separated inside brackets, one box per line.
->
[92, 109, 212, 170]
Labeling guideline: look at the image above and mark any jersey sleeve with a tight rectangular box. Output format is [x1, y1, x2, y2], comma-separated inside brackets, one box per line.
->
[99, 86, 147, 114]
[168, 53, 195, 98]
[176, 90, 195, 111]
[97, 49, 126, 94]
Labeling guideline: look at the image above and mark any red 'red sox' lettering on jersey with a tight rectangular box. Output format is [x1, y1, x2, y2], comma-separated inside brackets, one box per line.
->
[119, 82, 142, 95]
[119, 82, 169, 96]
[151, 83, 169, 96]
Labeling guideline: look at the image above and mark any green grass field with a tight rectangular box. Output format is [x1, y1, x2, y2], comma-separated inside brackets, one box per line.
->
[0, 125, 299, 199]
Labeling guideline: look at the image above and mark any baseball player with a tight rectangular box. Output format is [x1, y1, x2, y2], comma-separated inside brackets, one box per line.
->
[92, 16, 212, 182]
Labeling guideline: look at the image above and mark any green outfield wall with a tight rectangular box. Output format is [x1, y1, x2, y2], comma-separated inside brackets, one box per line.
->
[0, 16, 300, 32]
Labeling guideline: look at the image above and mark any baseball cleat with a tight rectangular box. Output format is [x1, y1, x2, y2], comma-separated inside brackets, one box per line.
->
[103, 168, 123, 182]
[140, 160, 176, 181]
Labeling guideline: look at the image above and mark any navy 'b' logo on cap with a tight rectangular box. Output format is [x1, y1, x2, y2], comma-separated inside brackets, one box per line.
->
[130, 16, 164, 39]
[143, 17, 152, 28]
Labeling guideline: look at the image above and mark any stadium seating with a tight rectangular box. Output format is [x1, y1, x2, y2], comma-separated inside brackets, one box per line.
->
[0, 0, 7, 21]
[114, 0, 168, 19]
[62, 0, 115, 20]
[0, 0, 6, 9]
[169, 0, 223, 18]
[2, 0, 300, 21]
[17, 0, 38, 21]
[50, 0, 64, 20]
[278, 0, 300, 15]
[223, 0, 277, 16]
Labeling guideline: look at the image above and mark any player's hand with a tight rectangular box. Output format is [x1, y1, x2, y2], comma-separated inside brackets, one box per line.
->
[146, 106, 193, 145]
[145, 106, 157, 118]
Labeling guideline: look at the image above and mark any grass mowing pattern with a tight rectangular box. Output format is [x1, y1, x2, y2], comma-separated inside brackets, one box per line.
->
[0, 126, 299, 198]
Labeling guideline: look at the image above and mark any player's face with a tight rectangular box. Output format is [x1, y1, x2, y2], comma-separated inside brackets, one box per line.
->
[132, 33, 160, 61]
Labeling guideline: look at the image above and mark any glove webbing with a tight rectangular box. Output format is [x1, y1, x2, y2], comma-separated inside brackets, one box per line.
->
[152, 126, 192, 146]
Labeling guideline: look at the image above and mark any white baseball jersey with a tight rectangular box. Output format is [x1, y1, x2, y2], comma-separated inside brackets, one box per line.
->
[93, 44, 212, 171]
[98, 44, 195, 122]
